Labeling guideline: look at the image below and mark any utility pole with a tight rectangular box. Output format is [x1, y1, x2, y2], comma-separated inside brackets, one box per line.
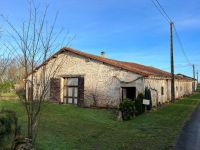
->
[170, 21, 175, 103]
[193, 64, 195, 91]
[197, 70, 199, 85]
[193, 64, 195, 79]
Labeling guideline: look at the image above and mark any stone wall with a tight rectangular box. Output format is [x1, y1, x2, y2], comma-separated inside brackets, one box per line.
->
[27, 51, 194, 108]
[29, 51, 143, 108]
[144, 77, 193, 107]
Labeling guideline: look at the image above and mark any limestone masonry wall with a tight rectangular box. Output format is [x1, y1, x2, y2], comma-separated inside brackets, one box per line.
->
[28, 51, 194, 108]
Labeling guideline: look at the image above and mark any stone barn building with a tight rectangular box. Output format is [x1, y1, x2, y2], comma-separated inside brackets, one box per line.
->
[26, 47, 196, 108]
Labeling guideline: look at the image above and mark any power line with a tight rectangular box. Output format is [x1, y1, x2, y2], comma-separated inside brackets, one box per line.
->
[173, 24, 192, 66]
[150, 0, 192, 66]
[150, 0, 170, 23]
[154, 0, 171, 21]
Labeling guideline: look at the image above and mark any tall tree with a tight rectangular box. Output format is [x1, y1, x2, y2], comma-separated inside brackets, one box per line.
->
[2, 2, 70, 143]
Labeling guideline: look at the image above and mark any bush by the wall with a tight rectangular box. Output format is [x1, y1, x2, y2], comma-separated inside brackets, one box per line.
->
[144, 87, 152, 110]
[119, 99, 135, 120]
[135, 93, 145, 115]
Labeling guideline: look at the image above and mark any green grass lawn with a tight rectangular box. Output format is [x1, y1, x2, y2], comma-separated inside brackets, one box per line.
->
[0, 92, 18, 97]
[0, 89, 200, 150]
[197, 84, 200, 92]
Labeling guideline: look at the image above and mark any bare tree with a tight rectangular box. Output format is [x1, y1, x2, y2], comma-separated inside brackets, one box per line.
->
[2, 2, 70, 144]
[0, 52, 11, 83]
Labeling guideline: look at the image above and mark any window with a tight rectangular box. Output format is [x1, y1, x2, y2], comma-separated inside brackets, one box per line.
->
[67, 78, 78, 86]
[63, 77, 84, 105]
[64, 78, 79, 105]
[161, 86, 164, 95]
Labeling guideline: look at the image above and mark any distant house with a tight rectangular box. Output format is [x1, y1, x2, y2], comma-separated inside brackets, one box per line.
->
[26, 47, 196, 108]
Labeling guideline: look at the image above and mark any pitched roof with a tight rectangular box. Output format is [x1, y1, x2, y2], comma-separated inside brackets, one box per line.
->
[177, 74, 196, 81]
[29, 47, 193, 80]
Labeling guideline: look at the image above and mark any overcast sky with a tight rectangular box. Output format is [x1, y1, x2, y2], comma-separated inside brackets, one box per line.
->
[0, 0, 199, 78]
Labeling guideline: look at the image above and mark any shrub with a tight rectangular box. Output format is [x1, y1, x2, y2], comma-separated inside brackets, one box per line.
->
[135, 93, 145, 115]
[119, 99, 135, 120]
[144, 87, 152, 110]
[0, 81, 14, 93]
[0, 109, 20, 149]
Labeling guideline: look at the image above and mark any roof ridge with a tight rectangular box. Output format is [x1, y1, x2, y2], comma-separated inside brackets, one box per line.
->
[27, 47, 194, 81]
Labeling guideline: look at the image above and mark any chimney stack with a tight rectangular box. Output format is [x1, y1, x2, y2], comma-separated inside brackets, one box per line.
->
[100, 51, 105, 57]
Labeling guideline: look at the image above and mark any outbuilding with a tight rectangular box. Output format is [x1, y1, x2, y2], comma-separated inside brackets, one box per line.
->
[26, 47, 196, 108]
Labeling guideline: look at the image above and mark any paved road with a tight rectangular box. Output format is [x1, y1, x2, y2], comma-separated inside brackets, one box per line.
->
[175, 103, 200, 150]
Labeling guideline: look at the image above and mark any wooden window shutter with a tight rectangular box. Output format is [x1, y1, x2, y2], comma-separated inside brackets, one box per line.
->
[78, 77, 84, 106]
[28, 87, 33, 101]
[50, 78, 61, 102]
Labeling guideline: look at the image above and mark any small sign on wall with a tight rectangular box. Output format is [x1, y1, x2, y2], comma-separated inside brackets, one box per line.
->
[143, 99, 150, 105]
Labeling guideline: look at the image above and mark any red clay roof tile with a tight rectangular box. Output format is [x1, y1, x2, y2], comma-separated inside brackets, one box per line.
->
[27, 47, 194, 81]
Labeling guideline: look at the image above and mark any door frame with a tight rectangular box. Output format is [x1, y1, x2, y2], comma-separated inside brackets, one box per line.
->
[121, 87, 136, 101]
[65, 77, 79, 105]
